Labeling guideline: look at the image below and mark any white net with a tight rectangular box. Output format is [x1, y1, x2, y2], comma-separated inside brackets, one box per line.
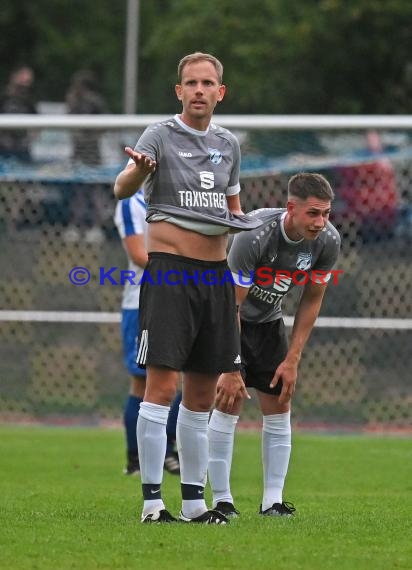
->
[0, 115, 411, 429]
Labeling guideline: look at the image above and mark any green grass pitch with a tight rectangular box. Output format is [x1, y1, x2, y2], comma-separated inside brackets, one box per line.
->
[1, 426, 411, 570]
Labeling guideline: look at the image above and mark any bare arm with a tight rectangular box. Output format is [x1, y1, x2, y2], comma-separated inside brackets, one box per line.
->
[226, 193, 244, 215]
[270, 281, 327, 403]
[215, 284, 250, 413]
[113, 147, 156, 200]
[234, 284, 250, 324]
[123, 233, 148, 268]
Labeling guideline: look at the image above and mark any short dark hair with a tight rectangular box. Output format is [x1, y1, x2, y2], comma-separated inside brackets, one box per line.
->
[177, 52, 223, 84]
[288, 172, 334, 201]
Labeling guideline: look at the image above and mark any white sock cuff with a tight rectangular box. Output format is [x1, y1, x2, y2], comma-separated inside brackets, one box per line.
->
[178, 403, 209, 429]
[139, 401, 170, 424]
[209, 409, 239, 434]
[262, 411, 291, 436]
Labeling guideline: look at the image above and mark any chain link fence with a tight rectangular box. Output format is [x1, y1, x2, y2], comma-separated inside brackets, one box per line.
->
[0, 117, 411, 429]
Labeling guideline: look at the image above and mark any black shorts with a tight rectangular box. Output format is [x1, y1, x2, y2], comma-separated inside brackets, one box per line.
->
[137, 252, 241, 374]
[240, 318, 288, 395]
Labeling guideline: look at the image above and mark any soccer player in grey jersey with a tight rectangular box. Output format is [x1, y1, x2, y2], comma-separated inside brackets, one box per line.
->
[208, 172, 341, 518]
[114, 52, 262, 525]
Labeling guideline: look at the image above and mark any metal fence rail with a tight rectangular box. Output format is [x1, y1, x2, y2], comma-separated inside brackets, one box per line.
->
[1, 116, 411, 428]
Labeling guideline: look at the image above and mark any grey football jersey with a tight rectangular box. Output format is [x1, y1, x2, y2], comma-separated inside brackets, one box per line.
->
[228, 208, 341, 323]
[133, 114, 262, 232]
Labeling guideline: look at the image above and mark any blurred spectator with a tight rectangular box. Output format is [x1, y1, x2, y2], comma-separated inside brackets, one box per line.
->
[64, 71, 111, 243]
[0, 65, 37, 161]
[66, 69, 107, 166]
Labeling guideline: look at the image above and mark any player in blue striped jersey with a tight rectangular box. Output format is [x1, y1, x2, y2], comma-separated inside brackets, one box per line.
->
[114, 189, 182, 476]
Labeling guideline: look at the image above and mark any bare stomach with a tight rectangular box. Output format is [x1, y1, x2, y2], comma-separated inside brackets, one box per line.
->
[148, 221, 228, 261]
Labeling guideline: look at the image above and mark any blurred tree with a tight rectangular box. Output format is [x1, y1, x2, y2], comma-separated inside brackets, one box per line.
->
[142, 0, 412, 114]
[0, 0, 411, 114]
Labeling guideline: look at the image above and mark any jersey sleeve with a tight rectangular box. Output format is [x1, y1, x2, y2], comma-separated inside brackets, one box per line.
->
[311, 227, 341, 283]
[130, 124, 164, 162]
[128, 198, 146, 236]
[114, 196, 146, 239]
[126, 126, 161, 167]
[227, 229, 263, 287]
[226, 134, 241, 196]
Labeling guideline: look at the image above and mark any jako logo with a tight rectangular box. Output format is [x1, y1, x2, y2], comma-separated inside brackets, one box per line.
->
[179, 151, 192, 158]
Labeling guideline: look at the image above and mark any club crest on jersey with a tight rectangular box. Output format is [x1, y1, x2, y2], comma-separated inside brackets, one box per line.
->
[208, 148, 222, 165]
[296, 252, 312, 270]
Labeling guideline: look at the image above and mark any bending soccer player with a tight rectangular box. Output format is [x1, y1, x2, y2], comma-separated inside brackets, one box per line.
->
[208, 172, 341, 518]
[114, 52, 262, 524]
[114, 188, 182, 477]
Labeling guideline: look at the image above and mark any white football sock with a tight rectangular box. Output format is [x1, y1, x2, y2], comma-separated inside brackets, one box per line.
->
[208, 409, 239, 507]
[137, 401, 169, 515]
[177, 404, 209, 518]
[261, 411, 291, 511]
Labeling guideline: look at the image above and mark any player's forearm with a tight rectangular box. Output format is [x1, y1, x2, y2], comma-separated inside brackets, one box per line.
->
[286, 291, 325, 364]
[131, 252, 149, 267]
[226, 193, 244, 215]
[124, 235, 149, 268]
[114, 168, 147, 200]
[235, 285, 249, 330]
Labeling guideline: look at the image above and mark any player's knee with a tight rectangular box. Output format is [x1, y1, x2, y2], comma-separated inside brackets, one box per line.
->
[145, 368, 179, 405]
[131, 376, 145, 398]
[184, 396, 215, 413]
[258, 391, 291, 415]
[274, 399, 291, 414]
[144, 377, 177, 406]
[214, 395, 242, 415]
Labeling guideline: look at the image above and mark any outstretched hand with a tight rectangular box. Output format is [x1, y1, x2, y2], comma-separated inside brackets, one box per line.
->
[124, 146, 156, 175]
[215, 372, 251, 414]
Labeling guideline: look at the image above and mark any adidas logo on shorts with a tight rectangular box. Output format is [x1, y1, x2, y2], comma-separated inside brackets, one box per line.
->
[234, 354, 241, 364]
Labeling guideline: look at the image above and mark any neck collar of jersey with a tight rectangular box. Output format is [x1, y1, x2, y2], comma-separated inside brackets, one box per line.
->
[280, 211, 304, 244]
[174, 114, 210, 136]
